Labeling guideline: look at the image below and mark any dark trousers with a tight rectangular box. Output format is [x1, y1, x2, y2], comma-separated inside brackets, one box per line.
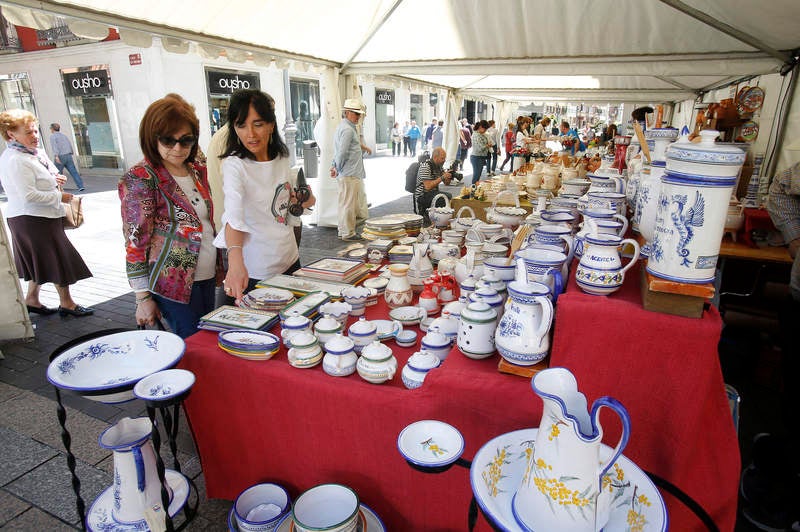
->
[415, 189, 452, 225]
[403, 136, 410, 156]
[488, 148, 499, 172]
[153, 278, 216, 338]
[499, 149, 513, 170]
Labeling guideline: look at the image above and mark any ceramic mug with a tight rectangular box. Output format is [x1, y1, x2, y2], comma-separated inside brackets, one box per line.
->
[292, 484, 360, 532]
[234, 483, 291, 532]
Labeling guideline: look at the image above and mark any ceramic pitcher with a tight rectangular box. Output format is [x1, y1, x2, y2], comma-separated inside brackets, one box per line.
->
[495, 262, 553, 366]
[408, 243, 433, 292]
[99, 416, 173, 525]
[513, 367, 631, 532]
[575, 233, 640, 296]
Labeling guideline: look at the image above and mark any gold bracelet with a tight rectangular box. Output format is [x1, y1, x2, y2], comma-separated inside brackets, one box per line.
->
[228, 245, 243, 251]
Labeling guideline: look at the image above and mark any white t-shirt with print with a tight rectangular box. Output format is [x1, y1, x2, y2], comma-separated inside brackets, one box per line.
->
[213, 156, 299, 280]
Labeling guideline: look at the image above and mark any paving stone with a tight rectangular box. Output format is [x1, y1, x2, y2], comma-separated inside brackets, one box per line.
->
[0, 427, 58, 486]
[0, 381, 23, 403]
[0, 506, 76, 531]
[0, 390, 63, 437]
[191, 474, 233, 529]
[0, 488, 31, 525]
[6, 455, 110, 525]
[30, 408, 112, 466]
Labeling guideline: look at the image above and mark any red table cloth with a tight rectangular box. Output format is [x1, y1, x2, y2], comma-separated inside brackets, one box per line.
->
[180, 263, 738, 531]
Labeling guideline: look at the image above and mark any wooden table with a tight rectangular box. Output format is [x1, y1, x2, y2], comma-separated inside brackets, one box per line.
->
[718, 236, 792, 263]
[450, 196, 533, 223]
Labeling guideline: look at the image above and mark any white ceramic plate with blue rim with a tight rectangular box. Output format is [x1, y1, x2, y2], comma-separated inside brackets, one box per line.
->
[388, 306, 426, 326]
[87, 469, 189, 531]
[133, 369, 195, 403]
[47, 330, 185, 402]
[469, 428, 667, 532]
[397, 420, 465, 469]
[247, 503, 385, 532]
[219, 329, 280, 351]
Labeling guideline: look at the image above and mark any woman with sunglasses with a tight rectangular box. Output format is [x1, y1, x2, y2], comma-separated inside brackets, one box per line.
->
[214, 89, 316, 304]
[119, 93, 223, 337]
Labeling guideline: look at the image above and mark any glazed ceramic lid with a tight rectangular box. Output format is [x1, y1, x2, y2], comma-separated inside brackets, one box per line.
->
[460, 275, 477, 289]
[666, 129, 746, 165]
[341, 285, 371, 299]
[421, 329, 450, 349]
[469, 287, 503, 306]
[324, 334, 354, 354]
[319, 301, 352, 317]
[315, 314, 342, 334]
[461, 301, 497, 322]
[283, 313, 311, 329]
[289, 331, 318, 349]
[442, 299, 466, 318]
[348, 316, 377, 336]
[360, 341, 393, 362]
[407, 351, 441, 372]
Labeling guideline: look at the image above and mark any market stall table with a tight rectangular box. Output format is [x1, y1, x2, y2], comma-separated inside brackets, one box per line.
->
[449, 196, 533, 223]
[180, 265, 738, 531]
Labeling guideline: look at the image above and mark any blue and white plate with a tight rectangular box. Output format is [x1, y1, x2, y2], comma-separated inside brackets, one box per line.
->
[470, 428, 668, 531]
[87, 469, 189, 531]
[219, 330, 280, 352]
[397, 420, 464, 470]
[133, 369, 195, 403]
[47, 330, 185, 403]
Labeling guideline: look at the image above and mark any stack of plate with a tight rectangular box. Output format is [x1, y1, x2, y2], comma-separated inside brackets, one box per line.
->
[218, 330, 280, 361]
[362, 217, 407, 241]
[388, 245, 413, 263]
[240, 287, 295, 312]
[363, 277, 388, 303]
[392, 213, 424, 236]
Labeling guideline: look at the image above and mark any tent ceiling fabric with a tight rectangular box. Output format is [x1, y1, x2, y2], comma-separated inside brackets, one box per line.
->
[4, 0, 799, 101]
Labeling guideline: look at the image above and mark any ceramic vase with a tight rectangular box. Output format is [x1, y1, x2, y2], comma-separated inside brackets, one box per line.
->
[408, 243, 433, 293]
[384, 264, 413, 308]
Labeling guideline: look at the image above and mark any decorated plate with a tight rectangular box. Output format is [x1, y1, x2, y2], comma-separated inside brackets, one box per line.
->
[740, 86, 765, 114]
[246, 287, 294, 304]
[372, 319, 402, 340]
[388, 306, 426, 325]
[47, 330, 185, 399]
[133, 369, 195, 403]
[397, 420, 464, 469]
[219, 330, 281, 351]
[470, 428, 667, 531]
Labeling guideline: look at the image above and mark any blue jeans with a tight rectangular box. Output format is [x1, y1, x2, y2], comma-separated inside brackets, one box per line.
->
[153, 278, 216, 338]
[54, 153, 85, 190]
[409, 138, 418, 156]
[469, 155, 488, 184]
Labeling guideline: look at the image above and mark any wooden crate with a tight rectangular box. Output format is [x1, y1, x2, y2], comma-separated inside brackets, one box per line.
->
[640, 267, 714, 318]
[497, 356, 549, 378]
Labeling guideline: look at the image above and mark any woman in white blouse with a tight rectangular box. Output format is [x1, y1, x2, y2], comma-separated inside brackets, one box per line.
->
[0, 109, 93, 317]
[214, 90, 316, 303]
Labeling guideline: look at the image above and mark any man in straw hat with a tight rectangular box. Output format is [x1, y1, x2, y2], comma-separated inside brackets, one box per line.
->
[330, 97, 369, 241]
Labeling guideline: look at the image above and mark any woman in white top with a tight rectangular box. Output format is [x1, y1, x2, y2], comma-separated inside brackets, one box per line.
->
[532, 117, 551, 153]
[0, 109, 93, 317]
[215, 90, 316, 303]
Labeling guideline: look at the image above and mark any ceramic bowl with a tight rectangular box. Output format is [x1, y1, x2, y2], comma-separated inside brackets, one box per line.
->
[395, 330, 417, 348]
[388, 306, 427, 326]
[419, 317, 434, 332]
[133, 369, 195, 405]
[47, 330, 186, 404]
[482, 257, 516, 281]
[318, 302, 352, 325]
[397, 420, 465, 473]
[482, 242, 508, 259]
[292, 484, 360, 532]
[234, 483, 291, 532]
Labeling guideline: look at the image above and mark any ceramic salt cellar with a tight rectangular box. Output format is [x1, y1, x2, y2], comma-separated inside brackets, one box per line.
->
[513, 367, 631, 532]
[347, 316, 378, 353]
[457, 301, 497, 359]
[401, 351, 441, 390]
[356, 341, 397, 384]
[322, 334, 357, 377]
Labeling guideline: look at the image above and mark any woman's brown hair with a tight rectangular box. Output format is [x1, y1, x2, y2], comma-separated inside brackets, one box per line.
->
[138, 93, 199, 166]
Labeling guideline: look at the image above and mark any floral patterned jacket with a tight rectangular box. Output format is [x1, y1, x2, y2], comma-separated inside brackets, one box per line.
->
[119, 159, 223, 303]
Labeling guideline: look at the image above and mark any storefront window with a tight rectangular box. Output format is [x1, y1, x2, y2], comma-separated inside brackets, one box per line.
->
[289, 78, 320, 158]
[374, 89, 394, 146]
[205, 67, 261, 135]
[0, 73, 35, 114]
[410, 93, 422, 126]
[60, 65, 123, 169]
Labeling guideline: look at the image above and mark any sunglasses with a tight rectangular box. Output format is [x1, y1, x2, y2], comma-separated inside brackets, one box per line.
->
[157, 134, 197, 148]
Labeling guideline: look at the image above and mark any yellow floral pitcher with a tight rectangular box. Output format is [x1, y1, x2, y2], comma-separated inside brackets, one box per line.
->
[513, 367, 631, 532]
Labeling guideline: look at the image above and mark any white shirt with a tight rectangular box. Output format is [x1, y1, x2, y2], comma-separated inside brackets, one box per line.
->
[213, 156, 299, 280]
[173, 174, 216, 281]
[0, 148, 64, 219]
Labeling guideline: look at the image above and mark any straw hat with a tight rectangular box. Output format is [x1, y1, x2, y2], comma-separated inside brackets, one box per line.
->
[343, 98, 365, 114]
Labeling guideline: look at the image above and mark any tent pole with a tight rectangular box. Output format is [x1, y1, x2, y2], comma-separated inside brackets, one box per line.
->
[340, 0, 404, 72]
[658, 0, 791, 64]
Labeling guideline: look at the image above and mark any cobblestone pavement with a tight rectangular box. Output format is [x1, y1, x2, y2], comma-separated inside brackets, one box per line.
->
[0, 151, 465, 530]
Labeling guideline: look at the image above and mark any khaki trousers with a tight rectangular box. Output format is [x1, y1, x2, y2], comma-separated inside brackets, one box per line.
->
[337, 176, 368, 237]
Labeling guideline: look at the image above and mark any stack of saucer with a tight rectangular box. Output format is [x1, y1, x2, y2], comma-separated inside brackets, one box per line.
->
[388, 245, 413, 263]
[362, 217, 407, 241]
[218, 330, 280, 361]
[241, 287, 295, 312]
[363, 277, 388, 304]
[394, 213, 424, 236]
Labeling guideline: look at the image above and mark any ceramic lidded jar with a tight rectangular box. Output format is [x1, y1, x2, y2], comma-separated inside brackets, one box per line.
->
[314, 313, 342, 346]
[357, 341, 397, 384]
[384, 264, 413, 308]
[469, 286, 506, 321]
[420, 327, 452, 361]
[401, 351, 441, 389]
[347, 316, 378, 353]
[286, 332, 322, 368]
[280, 313, 312, 347]
[322, 334, 357, 377]
[457, 301, 498, 359]
[665, 129, 746, 178]
[341, 285, 371, 317]
[428, 310, 460, 345]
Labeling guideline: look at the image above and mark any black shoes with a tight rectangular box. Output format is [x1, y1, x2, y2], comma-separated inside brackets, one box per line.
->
[58, 305, 94, 317]
[26, 305, 57, 315]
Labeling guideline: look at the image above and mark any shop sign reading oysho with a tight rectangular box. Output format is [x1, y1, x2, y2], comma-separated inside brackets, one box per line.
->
[375, 89, 394, 105]
[207, 70, 260, 95]
[64, 70, 111, 97]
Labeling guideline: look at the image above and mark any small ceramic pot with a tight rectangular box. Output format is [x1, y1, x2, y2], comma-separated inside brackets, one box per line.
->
[314, 314, 343, 346]
[420, 328, 452, 361]
[357, 341, 397, 384]
[318, 302, 352, 326]
[291, 484, 359, 532]
[280, 314, 312, 347]
[428, 311, 460, 345]
[341, 286, 370, 317]
[287, 332, 322, 368]
[347, 316, 378, 353]
[322, 334, 357, 377]
[234, 483, 291, 532]
[395, 330, 417, 348]
[457, 301, 498, 359]
[401, 351, 441, 390]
